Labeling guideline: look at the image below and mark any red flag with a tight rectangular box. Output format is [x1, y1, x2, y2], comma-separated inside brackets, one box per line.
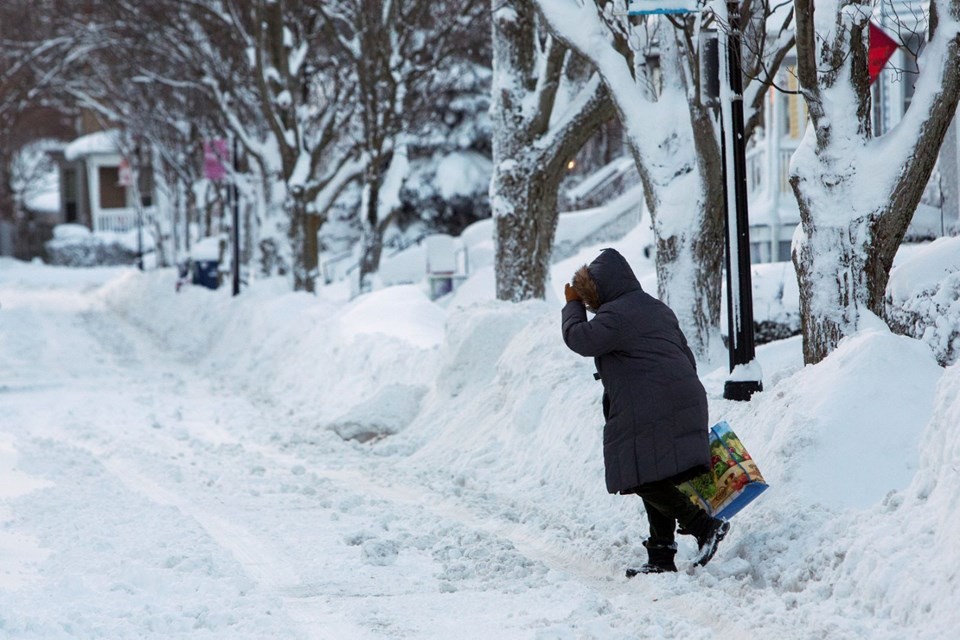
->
[869, 22, 898, 84]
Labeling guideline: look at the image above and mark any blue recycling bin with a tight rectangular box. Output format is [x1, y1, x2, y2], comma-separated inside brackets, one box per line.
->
[192, 259, 220, 289]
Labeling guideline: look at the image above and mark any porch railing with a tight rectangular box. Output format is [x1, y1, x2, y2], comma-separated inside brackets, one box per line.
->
[744, 142, 801, 198]
[93, 207, 155, 233]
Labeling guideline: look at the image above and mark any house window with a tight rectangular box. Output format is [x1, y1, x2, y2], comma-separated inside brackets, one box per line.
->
[138, 166, 153, 207]
[778, 241, 793, 262]
[750, 241, 770, 264]
[902, 34, 924, 114]
[98, 166, 126, 209]
[63, 166, 79, 222]
[785, 69, 808, 140]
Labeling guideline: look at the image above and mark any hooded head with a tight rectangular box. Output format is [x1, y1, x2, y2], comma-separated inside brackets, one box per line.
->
[571, 248, 641, 312]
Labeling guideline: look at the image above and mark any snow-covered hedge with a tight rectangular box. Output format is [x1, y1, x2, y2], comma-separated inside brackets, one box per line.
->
[44, 224, 142, 267]
[886, 237, 960, 366]
[887, 275, 960, 366]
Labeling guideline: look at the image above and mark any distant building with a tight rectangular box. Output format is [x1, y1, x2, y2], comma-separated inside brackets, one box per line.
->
[745, 66, 806, 264]
[0, 105, 75, 258]
[53, 128, 161, 234]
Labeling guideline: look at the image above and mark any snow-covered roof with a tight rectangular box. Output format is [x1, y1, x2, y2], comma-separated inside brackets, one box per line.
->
[64, 129, 121, 162]
[25, 191, 60, 214]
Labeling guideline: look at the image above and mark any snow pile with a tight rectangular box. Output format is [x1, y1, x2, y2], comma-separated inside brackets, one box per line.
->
[0, 434, 52, 589]
[742, 261, 802, 342]
[99, 274, 443, 430]
[886, 235, 960, 365]
[822, 364, 960, 637]
[720, 315, 942, 509]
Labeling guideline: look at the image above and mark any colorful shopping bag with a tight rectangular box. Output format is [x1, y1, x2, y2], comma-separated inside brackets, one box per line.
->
[678, 421, 768, 520]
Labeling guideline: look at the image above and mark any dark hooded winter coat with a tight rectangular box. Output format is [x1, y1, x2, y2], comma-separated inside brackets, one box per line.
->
[561, 249, 710, 494]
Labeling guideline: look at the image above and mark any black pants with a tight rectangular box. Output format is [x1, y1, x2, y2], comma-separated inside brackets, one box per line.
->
[634, 480, 706, 545]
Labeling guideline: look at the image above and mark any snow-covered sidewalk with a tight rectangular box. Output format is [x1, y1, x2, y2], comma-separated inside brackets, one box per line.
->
[1, 259, 958, 639]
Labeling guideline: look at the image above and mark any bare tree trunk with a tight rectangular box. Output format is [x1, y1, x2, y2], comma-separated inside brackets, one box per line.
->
[289, 192, 319, 293]
[684, 105, 726, 355]
[791, 218, 862, 364]
[491, 0, 614, 302]
[358, 225, 385, 292]
[0, 150, 15, 225]
[358, 170, 384, 290]
[494, 164, 562, 301]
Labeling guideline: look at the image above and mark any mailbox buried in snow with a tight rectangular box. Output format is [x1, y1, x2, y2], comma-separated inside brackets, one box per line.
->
[425, 234, 468, 300]
[425, 234, 456, 299]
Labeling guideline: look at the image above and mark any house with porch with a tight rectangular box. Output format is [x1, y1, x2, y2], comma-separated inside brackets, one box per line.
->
[54, 128, 162, 234]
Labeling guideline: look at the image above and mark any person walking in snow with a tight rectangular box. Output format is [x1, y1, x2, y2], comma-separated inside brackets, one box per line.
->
[561, 248, 729, 576]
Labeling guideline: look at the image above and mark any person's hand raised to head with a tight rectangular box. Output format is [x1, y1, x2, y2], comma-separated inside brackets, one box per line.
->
[565, 283, 581, 303]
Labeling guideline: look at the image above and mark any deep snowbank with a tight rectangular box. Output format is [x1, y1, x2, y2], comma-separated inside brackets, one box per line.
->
[101, 273, 443, 430]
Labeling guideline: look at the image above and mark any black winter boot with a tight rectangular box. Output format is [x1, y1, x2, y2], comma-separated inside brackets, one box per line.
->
[626, 540, 678, 578]
[684, 513, 730, 567]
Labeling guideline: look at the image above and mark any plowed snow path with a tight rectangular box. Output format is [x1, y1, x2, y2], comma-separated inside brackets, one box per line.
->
[0, 273, 733, 639]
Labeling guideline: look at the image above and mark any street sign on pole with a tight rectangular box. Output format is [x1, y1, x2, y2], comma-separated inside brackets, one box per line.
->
[626, 0, 699, 15]
[132, 145, 144, 272]
[117, 158, 133, 187]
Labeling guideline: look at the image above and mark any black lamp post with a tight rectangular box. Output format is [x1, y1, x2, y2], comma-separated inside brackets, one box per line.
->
[231, 136, 240, 296]
[632, 0, 763, 400]
[701, 5, 763, 400]
[134, 142, 144, 272]
[718, 1, 762, 401]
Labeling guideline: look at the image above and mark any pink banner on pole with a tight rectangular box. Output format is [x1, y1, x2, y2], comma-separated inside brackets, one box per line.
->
[203, 139, 229, 181]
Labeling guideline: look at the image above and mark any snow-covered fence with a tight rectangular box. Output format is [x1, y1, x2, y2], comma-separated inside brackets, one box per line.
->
[93, 206, 158, 234]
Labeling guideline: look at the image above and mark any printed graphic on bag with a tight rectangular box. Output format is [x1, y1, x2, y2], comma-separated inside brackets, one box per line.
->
[679, 421, 768, 520]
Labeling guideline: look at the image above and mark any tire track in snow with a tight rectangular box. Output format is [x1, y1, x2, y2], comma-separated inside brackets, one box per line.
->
[70, 302, 363, 638]
[99, 453, 301, 590]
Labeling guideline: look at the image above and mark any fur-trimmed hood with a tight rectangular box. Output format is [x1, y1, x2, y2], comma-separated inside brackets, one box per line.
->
[572, 265, 601, 312]
[572, 248, 642, 311]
